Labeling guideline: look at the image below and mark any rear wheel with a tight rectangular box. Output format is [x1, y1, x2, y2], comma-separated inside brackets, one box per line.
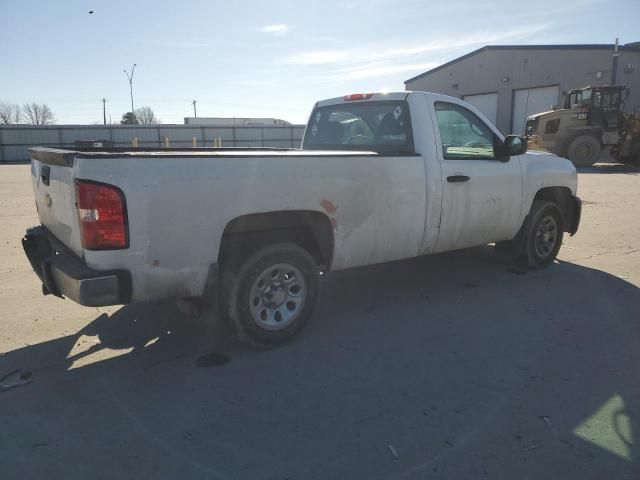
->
[518, 200, 564, 269]
[630, 139, 640, 165]
[222, 243, 319, 348]
[566, 135, 601, 167]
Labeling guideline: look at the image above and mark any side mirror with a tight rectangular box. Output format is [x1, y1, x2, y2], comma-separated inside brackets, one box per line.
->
[501, 135, 527, 160]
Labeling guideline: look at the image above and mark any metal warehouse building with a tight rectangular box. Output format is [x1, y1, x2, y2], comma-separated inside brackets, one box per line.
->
[405, 42, 640, 135]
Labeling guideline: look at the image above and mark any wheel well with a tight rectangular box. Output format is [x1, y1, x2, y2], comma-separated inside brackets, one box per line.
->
[533, 187, 574, 230]
[218, 211, 334, 271]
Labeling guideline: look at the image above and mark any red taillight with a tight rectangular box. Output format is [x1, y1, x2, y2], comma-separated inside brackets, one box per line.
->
[344, 93, 374, 101]
[75, 180, 128, 250]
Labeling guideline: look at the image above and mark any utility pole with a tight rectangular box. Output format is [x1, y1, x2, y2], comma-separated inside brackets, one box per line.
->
[123, 63, 137, 118]
[102, 98, 107, 126]
[192, 100, 197, 118]
[612, 38, 619, 85]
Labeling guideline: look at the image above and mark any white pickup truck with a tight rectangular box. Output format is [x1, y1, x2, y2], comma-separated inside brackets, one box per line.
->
[23, 91, 581, 346]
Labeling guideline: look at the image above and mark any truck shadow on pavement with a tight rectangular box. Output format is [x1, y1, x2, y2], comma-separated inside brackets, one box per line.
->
[1, 246, 639, 479]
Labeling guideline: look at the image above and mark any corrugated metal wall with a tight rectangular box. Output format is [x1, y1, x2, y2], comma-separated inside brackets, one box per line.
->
[0, 124, 306, 162]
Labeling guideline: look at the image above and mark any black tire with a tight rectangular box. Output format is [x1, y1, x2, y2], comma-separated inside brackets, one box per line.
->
[631, 139, 640, 166]
[567, 135, 601, 168]
[518, 200, 564, 269]
[222, 243, 319, 348]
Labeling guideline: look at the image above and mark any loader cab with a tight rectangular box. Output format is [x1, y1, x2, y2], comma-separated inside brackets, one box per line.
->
[562, 86, 627, 133]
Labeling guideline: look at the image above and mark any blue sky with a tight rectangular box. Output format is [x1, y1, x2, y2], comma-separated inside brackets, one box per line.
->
[1, 0, 638, 124]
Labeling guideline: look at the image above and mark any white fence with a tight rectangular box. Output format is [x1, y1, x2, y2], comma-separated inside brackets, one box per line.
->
[0, 124, 306, 162]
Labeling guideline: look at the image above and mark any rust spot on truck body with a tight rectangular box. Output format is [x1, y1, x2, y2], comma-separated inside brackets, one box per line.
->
[320, 199, 338, 215]
[320, 199, 339, 230]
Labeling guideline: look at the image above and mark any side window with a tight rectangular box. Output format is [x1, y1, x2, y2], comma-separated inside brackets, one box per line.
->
[570, 93, 579, 107]
[434, 102, 497, 160]
[593, 91, 602, 108]
[544, 118, 560, 134]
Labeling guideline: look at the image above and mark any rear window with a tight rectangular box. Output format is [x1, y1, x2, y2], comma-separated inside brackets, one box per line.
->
[303, 100, 414, 153]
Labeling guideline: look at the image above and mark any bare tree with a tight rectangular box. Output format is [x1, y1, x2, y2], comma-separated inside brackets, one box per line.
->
[134, 106, 159, 125]
[22, 103, 55, 125]
[0, 102, 21, 124]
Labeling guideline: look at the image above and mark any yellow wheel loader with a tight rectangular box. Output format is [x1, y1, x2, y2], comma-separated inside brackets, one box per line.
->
[525, 85, 640, 167]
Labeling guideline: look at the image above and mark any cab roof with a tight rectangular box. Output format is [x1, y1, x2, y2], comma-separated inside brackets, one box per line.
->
[569, 85, 627, 93]
[315, 92, 410, 108]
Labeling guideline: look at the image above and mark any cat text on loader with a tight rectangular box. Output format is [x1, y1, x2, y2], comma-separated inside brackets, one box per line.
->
[525, 85, 640, 167]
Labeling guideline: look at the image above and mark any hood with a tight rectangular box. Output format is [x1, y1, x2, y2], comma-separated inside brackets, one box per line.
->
[523, 149, 558, 157]
[527, 106, 589, 121]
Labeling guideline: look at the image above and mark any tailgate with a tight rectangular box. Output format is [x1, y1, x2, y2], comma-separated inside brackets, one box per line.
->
[30, 152, 83, 256]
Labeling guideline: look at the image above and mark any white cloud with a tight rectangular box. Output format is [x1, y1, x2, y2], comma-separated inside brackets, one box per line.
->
[281, 50, 350, 65]
[367, 24, 551, 61]
[156, 40, 213, 48]
[277, 23, 552, 84]
[279, 24, 551, 68]
[259, 24, 290, 35]
[324, 62, 439, 82]
[237, 79, 277, 87]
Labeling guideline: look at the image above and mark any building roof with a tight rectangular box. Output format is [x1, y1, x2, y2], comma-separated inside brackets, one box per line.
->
[405, 42, 640, 84]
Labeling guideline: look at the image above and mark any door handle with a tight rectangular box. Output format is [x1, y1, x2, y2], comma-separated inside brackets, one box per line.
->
[447, 175, 470, 183]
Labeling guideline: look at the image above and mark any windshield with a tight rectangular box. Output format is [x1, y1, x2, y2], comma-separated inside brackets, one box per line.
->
[579, 88, 592, 106]
[593, 89, 622, 110]
[525, 117, 538, 136]
[303, 100, 414, 153]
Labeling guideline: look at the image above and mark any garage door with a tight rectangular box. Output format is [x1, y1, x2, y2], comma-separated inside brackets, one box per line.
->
[512, 85, 560, 134]
[462, 92, 498, 126]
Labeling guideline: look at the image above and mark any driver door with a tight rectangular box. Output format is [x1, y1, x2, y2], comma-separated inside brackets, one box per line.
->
[432, 101, 523, 253]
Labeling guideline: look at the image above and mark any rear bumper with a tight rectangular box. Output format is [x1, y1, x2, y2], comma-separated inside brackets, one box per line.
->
[22, 226, 131, 307]
[567, 196, 582, 236]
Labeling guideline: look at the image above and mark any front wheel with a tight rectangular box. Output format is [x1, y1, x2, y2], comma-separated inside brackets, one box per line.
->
[628, 139, 640, 166]
[222, 243, 319, 348]
[518, 200, 564, 269]
[566, 135, 601, 168]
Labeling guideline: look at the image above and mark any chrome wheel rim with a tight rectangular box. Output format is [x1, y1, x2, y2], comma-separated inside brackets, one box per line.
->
[534, 215, 558, 258]
[249, 263, 307, 331]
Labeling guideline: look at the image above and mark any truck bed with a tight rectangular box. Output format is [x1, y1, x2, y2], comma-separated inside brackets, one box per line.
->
[29, 146, 386, 166]
[28, 145, 427, 302]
